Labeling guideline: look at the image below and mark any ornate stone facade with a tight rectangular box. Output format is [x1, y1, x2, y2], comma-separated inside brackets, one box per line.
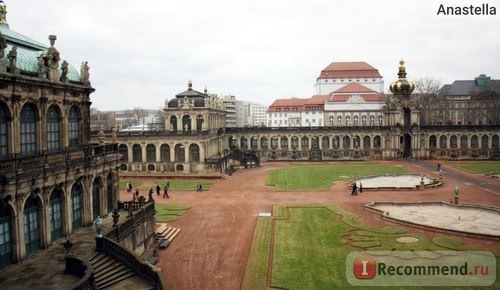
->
[0, 7, 120, 269]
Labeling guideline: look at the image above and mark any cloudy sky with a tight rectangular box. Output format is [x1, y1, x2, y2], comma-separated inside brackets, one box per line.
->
[6, 0, 500, 111]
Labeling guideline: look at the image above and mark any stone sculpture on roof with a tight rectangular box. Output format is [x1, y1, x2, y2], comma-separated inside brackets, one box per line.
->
[46, 35, 60, 81]
[37, 53, 46, 79]
[80, 61, 90, 85]
[60, 60, 68, 83]
[7, 45, 17, 74]
[0, 1, 7, 24]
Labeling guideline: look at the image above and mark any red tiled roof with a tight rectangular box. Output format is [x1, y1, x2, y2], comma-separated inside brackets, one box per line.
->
[332, 83, 377, 94]
[267, 98, 307, 112]
[317, 61, 382, 79]
[328, 93, 384, 102]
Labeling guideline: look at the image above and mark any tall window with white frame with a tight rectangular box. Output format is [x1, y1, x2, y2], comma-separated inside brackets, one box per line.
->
[71, 184, 82, 230]
[46, 106, 61, 151]
[20, 104, 37, 154]
[337, 115, 342, 126]
[378, 115, 383, 126]
[68, 107, 80, 147]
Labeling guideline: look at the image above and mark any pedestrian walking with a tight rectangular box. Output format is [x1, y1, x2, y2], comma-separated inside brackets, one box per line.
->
[127, 181, 132, 193]
[156, 184, 161, 196]
[351, 183, 357, 196]
[437, 162, 441, 172]
[359, 182, 363, 193]
[163, 185, 169, 199]
[135, 189, 139, 201]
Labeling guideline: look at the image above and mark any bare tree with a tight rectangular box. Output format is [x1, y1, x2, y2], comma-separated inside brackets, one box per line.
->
[414, 77, 442, 125]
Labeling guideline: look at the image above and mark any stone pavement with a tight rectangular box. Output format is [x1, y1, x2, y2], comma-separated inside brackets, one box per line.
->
[355, 174, 435, 188]
[0, 212, 152, 290]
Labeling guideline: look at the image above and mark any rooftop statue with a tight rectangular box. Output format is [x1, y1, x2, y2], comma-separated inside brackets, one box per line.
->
[60, 60, 68, 83]
[7, 45, 18, 74]
[0, 1, 7, 24]
[46, 35, 60, 81]
[80, 61, 90, 85]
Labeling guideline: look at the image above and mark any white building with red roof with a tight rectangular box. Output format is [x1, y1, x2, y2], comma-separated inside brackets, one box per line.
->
[324, 83, 385, 126]
[316, 61, 384, 94]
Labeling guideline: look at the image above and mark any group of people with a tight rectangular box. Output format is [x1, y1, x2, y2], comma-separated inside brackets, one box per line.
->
[351, 182, 363, 196]
[127, 181, 170, 202]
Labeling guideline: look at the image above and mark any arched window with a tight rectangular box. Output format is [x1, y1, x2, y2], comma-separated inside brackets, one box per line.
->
[333, 136, 340, 148]
[24, 196, 40, 255]
[450, 135, 458, 148]
[460, 135, 468, 149]
[71, 184, 82, 230]
[291, 136, 299, 148]
[175, 144, 185, 162]
[345, 115, 351, 126]
[369, 115, 375, 126]
[189, 144, 200, 162]
[49, 188, 63, 242]
[373, 136, 381, 148]
[280, 136, 288, 149]
[240, 137, 248, 149]
[493, 135, 499, 148]
[146, 144, 156, 162]
[301, 136, 309, 149]
[471, 135, 479, 147]
[337, 115, 342, 125]
[260, 137, 268, 149]
[481, 135, 489, 149]
[328, 115, 334, 125]
[68, 107, 80, 147]
[170, 116, 177, 131]
[118, 144, 128, 162]
[429, 135, 437, 149]
[353, 115, 359, 126]
[20, 104, 37, 154]
[196, 115, 204, 131]
[377, 115, 383, 125]
[361, 115, 367, 126]
[363, 136, 371, 149]
[0, 103, 9, 157]
[439, 136, 447, 149]
[46, 106, 61, 151]
[271, 137, 278, 148]
[182, 115, 191, 131]
[132, 144, 142, 162]
[250, 137, 258, 149]
[160, 144, 170, 162]
[321, 136, 330, 149]
[343, 136, 351, 149]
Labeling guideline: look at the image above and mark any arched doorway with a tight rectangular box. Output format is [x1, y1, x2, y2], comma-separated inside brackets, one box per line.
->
[175, 144, 185, 162]
[401, 133, 412, 158]
[0, 201, 13, 269]
[24, 195, 41, 255]
[49, 188, 64, 242]
[71, 184, 83, 230]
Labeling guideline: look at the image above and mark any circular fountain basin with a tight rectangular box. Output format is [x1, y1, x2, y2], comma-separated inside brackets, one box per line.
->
[352, 174, 439, 190]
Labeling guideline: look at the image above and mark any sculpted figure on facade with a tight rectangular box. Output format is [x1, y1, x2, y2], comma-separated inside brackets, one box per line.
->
[37, 53, 47, 79]
[80, 61, 90, 85]
[60, 60, 68, 83]
[46, 35, 60, 81]
[0, 32, 6, 73]
[7, 45, 18, 74]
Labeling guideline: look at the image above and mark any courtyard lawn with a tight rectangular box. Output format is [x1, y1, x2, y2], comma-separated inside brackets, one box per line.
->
[266, 163, 412, 190]
[451, 161, 500, 174]
[242, 205, 500, 290]
[155, 180, 214, 191]
[155, 204, 189, 222]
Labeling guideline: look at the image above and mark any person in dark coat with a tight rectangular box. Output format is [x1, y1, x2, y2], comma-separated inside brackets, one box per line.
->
[156, 185, 161, 196]
[359, 182, 363, 193]
[163, 185, 169, 199]
[351, 183, 357, 196]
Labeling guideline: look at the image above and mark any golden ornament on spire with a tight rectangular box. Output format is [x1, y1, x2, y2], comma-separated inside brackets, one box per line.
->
[0, 1, 7, 25]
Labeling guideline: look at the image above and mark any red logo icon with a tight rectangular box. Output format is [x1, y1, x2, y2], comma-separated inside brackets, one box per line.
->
[353, 256, 376, 279]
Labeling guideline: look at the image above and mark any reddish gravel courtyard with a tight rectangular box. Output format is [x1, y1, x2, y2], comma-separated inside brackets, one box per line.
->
[119, 160, 500, 290]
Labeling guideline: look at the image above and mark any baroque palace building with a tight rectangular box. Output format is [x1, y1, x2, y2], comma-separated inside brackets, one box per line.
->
[0, 2, 120, 269]
[95, 60, 499, 175]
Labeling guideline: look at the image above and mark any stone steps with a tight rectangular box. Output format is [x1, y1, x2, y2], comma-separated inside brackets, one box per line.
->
[88, 253, 135, 289]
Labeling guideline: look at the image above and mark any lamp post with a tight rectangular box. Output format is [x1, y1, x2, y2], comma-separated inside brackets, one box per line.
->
[454, 186, 460, 205]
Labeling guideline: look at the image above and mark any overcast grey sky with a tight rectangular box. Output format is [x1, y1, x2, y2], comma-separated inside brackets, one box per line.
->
[6, 0, 500, 111]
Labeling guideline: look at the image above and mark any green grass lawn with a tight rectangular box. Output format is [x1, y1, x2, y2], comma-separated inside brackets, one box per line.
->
[454, 163, 500, 174]
[266, 164, 412, 190]
[155, 203, 189, 222]
[155, 180, 214, 191]
[242, 205, 500, 290]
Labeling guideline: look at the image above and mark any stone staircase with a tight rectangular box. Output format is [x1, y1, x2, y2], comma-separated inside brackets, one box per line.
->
[156, 223, 181, 248]
[88, 253, 138, 289]
[221, 173, 231, 179]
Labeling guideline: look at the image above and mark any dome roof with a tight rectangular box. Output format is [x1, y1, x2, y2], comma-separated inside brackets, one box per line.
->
[389, 60, 415, 96]
[0, 21, 81, 83]
[167, 80, 208, 108]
